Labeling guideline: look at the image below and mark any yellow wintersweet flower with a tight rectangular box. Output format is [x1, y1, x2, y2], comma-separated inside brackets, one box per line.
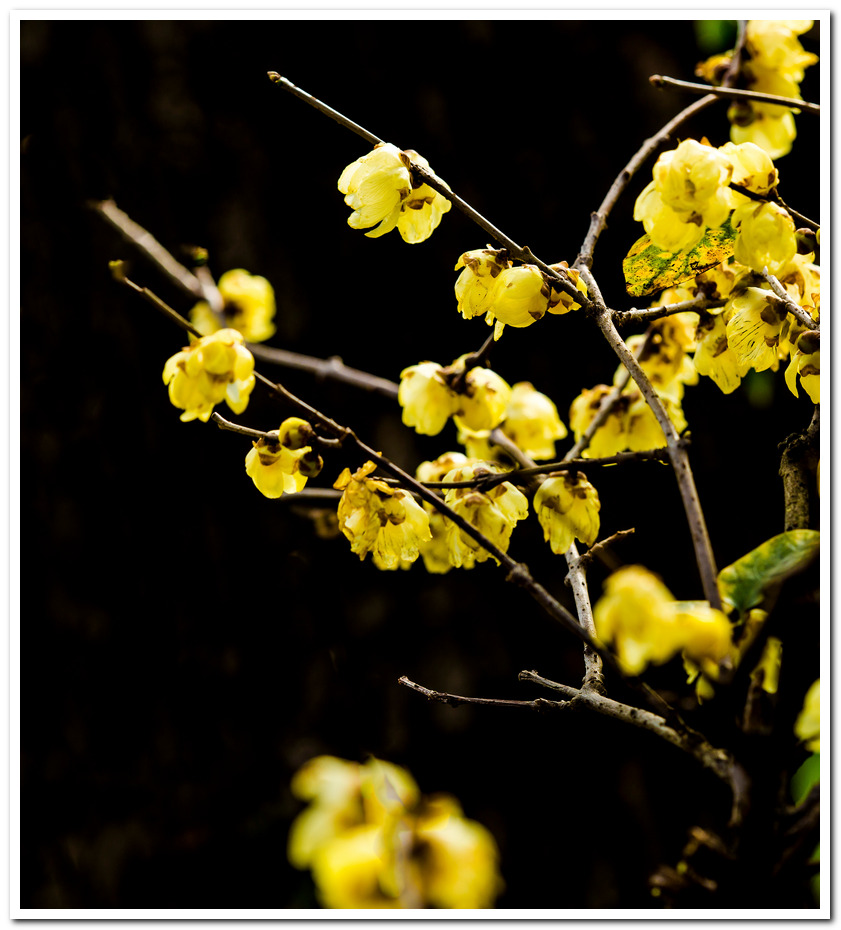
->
[310, 822, 405, 909]
[288, 756, 372, 871]
[490, 265, 552, 328]
[189, 268, 276, 343]
[595, 570, 733, 678]
[732, 201, 797, 273]
[454, 248, 511, 323]
[456, 423, 498, 461]
[442, 463, 528, 569]
[653, 139, 735, 229]
[162, 328, 255, 422]
[568, 384, 684, 458]
[338, 143, 411, 237]
[244, 417, 322, 498]
[452, 360, 512, 433]
[568, 385, 626, 458]
[720, 141, 779, 197]
[795, 679, 820, 752]
[673, 601, 734, 673]
[634, 181, 706, 252]
[693, 312, 744, 394]
[621, 313, 699, 403]
[501, 382, 568, 460]
[398, 361, 459, 436]
[546, 262, 589, 316]
[730, 106, 797, 161]
[785, 330, 820, 403]
[414, 795, 504, 908]
[396, 149, 453, 243]
[593, 566, 683, 675]
[725, 286, 789, 373]
[534, 472, 600, 555]
[747, 20, 817, 75]
[415, 452, 472, 575]
[338, 143, 451, 243]
[334, 461, 431, 570]
[289, 756, 503, 909]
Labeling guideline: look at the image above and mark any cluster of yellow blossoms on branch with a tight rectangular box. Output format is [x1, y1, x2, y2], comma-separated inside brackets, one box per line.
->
[697, 20, 817, 159]
[634, 138, 795, 267]
[455, 250, 588, 339]
[288, 755, 504, 909]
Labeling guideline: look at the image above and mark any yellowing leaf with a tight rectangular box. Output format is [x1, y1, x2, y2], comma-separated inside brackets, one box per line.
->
[718, 529, 820, 616]
[623, 219, 737, 297]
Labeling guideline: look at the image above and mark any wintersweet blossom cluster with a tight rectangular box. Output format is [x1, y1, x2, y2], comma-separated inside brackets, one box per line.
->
[697, 20, 818, 158]
[634, 138, 798, 275]
[398, 357, 512, 436]
[288, 755, 504, 909]
[593, 565, 733, 676]
[162, 328, 255, 422]
[455, 250, 588, 339]
[245, 417, 323, 498]
[338, 143, 452, 243]
[568, 383, 685, 459]
[190, 268, 277, 343]
[655, 252, 819, 398]
[334, 461, 431, 571]
[440, 462, 529, 570]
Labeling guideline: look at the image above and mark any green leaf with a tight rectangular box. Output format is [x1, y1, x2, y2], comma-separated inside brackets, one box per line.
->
[791, 753, 820, 805]
[623, 218, 737, 297]
[718, 529, 820, 616]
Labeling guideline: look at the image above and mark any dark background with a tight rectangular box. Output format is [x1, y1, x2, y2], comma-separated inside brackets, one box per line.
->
[20, 19, 821, 909]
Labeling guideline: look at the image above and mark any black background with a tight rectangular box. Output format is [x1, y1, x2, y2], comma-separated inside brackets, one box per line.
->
[20, 18, 821, 909]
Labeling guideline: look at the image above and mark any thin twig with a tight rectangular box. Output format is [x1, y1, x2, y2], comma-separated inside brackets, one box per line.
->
[571, 528, 636, 572]
[398, 676, 565, 712]
[93, 200, 204, 298]
[574, 94, 721, 271]
[96, 198, 402, 399]
[613, 296, 723, 327]
[425, 447, 672, 491]
[762, 270, 820, 331]
[649, 74, 821, 115]
[267, 72, 382, 146]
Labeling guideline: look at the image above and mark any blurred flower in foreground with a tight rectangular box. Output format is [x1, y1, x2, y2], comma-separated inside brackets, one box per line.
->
[338, 143, 451, 243]
[795, 679, 820, 751]
[593, 565, 733, 676]
[162, 328, 255, 422]
[288, 755, 504, 909]
[190, 268, 276, 343]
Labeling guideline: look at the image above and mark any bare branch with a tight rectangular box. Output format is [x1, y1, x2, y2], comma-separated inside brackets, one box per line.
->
[762, 270, 820, 331]
[649, 74, 820, 115]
